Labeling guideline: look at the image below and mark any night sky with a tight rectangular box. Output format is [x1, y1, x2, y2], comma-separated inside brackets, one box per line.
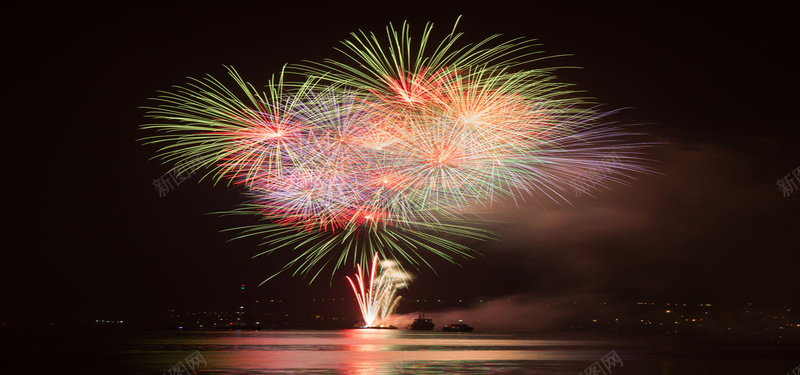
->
[4, 2, 798, 324]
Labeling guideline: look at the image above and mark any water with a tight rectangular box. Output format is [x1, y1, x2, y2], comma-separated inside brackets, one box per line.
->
[5, 329, 799, 374]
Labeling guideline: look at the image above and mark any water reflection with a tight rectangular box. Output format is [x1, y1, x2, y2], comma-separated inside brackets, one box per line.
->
[110, 330, 800, 374]
[129, 330, 605, 374]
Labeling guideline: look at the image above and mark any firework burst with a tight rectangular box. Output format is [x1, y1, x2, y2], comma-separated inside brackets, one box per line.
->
[347, 252, 411, 328]
[141, 17, 657, 282]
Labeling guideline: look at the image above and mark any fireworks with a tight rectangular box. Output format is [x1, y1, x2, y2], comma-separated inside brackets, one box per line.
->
[141, 17, 656, 282]
[347, 252, 410, 328]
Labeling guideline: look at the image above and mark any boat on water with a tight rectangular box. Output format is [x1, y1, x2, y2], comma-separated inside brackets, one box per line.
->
[442, 320, 474, 332]
[407, 312, 435, 330]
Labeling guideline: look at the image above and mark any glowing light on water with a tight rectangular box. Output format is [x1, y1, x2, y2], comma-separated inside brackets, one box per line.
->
[346, 252, 410, 327]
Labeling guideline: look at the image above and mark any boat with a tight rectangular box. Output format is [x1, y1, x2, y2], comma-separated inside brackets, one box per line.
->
[442, 320, 474, 332]
[407, 311, 435, 330]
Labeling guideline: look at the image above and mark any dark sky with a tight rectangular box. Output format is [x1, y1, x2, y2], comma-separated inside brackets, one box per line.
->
[4, 2, 798, 323]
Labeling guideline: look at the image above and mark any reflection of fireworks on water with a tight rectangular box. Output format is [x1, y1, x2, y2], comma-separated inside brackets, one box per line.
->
[141, 17, 657, 282]
[346, 252, 411, 327]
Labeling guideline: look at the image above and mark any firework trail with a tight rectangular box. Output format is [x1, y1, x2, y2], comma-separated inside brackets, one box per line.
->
[346, 253, 411, 327]
[141, 17, 657, 282]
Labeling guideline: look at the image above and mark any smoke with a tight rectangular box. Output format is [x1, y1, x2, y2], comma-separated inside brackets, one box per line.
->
[381, 293, 608, 330]
[464, 140, 800, 306]
[381, 259, 413, 289]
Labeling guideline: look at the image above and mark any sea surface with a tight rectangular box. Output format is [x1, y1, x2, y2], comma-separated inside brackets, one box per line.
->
[5, 329, 799, 374]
